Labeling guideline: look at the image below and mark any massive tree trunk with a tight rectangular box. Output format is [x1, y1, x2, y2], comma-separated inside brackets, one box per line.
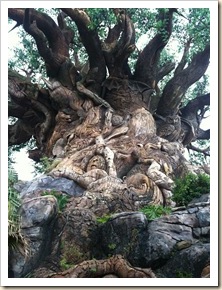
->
[8, 8, 210, 278]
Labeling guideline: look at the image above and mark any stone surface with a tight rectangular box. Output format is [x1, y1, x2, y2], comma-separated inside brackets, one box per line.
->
[196, 206, 210, 227]
[95, 203, 210, 277]
[156, 243, 210, 278]
[9, 196, 58, 278]
[10, 176, 210, 278]
[15, 175, 85, 199]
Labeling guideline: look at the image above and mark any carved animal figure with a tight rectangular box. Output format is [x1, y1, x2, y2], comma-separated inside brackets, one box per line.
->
[157, 115, 181, 142]
[126, 173, 164, 205]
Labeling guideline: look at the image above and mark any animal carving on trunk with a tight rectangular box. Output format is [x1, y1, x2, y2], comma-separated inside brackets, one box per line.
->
[157, 115, 181, 142]
[126, 173, 164, 205]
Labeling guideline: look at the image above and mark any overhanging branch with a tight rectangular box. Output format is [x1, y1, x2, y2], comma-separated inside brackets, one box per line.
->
[187, 143, 210, 157]
[157, 45, 210, 116]
[61, 8, 106, 84]
[133, 9, 176, 87]
[197, 128, 210, 140]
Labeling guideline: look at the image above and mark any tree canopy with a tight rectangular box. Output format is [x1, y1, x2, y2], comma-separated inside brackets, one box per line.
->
[8, 8, 210, 165]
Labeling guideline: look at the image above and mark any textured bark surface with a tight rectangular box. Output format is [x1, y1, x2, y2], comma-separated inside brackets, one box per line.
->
[46, 255, 156, 278]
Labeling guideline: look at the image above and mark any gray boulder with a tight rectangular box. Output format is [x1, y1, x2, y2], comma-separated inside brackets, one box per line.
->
[9, 196, 58, 277]
[96, 202, 210, 277]
[14, 174, 84, 199]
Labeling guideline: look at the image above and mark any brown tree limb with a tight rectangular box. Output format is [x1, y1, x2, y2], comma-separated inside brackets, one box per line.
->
[47, 255, 156, 278]
[133, 9, 176, 88]
[9, 120, 34, 146]
[196, 128, 210, 140]
[180, 93, 210, 120]
[9, 8, 69, 56]
[179, 93, 210, 144]
[174, 38, 192, 76]
[61, 8, 106, 85]
[8, 69, 55, 148]
[102, 10, 136, 78]
[8, 101, 42, 128]
[156, 45, 210, 117]
[57, 11, 75, 45]
[187, 143, 210, 157]
[156, 61, 175, 83]
[8, 9, 70, 77]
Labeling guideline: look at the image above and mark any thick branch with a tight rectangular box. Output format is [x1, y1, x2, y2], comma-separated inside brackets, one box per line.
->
[174, 38, 192, 76]
[187, 143, 210, 157]
[9, 9, 70, 77]
[9, 120, 33, 146]
[8, 69, 55, 147]
[157, 45, 210, 116]
[156, 61, 175, 83]
[47, 255, 156, 278]
[181, 93, 210, 119]
[179, 93, 210, 145]
[61, 8, 106, 84]
[111, 10, 135, 77]
[197, 128, 210, 140]
[9, 8, 68, 56]
[134, 9, 176, 87]
[8, 101, 42, 128]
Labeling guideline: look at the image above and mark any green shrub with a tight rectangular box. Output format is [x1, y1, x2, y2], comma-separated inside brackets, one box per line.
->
[8, 168, 29, 255]
[96, 214, 112, 224]
[33, 156, 53, 174]
[59, 257, 74, 270]
[139, 204, 171, 221]
[41, 190, 69, 212]
[108, 243, 117, 250]
[176, 270, 193, 278]
[60, 242, 85, 270]
[172, 173, 210, 206]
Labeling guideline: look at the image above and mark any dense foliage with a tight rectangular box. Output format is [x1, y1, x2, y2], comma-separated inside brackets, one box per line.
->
[139, 204, 172, 220]
[172, 173, 210, 206]
[8, 168, 29, 255]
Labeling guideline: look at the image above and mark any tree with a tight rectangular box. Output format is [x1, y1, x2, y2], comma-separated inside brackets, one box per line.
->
[8, 7, 211, 279]
[8, 7, 211, 202]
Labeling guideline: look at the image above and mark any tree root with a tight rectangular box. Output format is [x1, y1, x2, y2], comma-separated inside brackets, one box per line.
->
[47, 255, 156, 278]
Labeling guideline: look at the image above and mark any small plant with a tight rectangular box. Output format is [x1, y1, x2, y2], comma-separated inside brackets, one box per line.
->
[108, 243, 117, 250]
[33, 156, 54, 175]
[41, 190, 69, 212]
[176, 271, 193, 278]
[33, 156, 61, 175]
[172, 173, 210, 206]
[139, 204, 171, 221]
[8, 168, 29, 256]
[96, 214, 111, 224]
[90, 267, 97, 273]
[60, 242, 85, 270]
[59, 257, 74, 270]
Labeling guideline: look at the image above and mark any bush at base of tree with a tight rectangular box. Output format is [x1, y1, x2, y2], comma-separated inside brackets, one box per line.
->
[139, 204, 172, 220]
[172, 173, 210, 206]
[8, 168, 29, 256]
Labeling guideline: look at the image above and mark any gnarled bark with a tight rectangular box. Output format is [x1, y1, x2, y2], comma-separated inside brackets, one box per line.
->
[156, 45, 210, 117]
[47, 255, 156, 278]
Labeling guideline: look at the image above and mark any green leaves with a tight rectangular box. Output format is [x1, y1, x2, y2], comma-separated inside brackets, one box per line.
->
[8, 168, 29, 255]
[41, 190, 70, 213]
[172, 173, 210, 206]
[139, 204, 171, 221]
[96, 214, 111, 224]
